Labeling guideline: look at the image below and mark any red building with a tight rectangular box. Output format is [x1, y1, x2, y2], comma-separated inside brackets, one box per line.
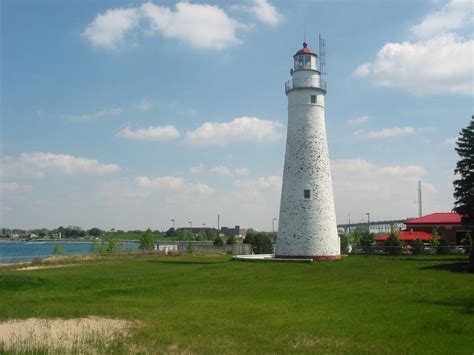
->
[374, 230, 432, 243]
[404, 213, 471, 244]
[374, 213, 472, 245]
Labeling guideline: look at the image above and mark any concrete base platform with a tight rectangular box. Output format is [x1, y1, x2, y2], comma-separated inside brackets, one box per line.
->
[232, 254, 313, 262]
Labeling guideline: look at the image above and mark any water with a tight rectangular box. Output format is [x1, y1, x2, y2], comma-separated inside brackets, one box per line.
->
[0, 241, 139, 263]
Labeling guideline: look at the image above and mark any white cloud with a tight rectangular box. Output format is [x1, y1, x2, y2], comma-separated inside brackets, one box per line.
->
[347, 115, 369, 126]
[352, 63, 371, 77]
[411, 0, 473, 38]
[354, 0, 474, 96]
[136, 175, 214, 194]
[83, 2, 246, 51]
[443, 137, 458, 145]
[67, 108, 122, 121]
[354, 126, 416, 139]
[82, 7, 140, 49]
[0, 182, 32, 193]
[331, 159, 438, 220]
[134, 99, 154, 112]
[189, 163, 205, 175]
[235, 167, 250, 176]
[185, 116, 283, 146]
[117, 125, 180, 141]
[231, 0, 283, 26]
[210, 165, 233, 176]
[234, 176, 282, 189]
[353, 34, 474, 96]
[0, 152, 120, 178]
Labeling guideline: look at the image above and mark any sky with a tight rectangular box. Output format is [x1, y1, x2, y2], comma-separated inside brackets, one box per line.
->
[1, 0, 473, 231]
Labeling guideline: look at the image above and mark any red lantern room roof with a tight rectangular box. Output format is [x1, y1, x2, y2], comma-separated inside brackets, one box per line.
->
[294, 42, 317, 57]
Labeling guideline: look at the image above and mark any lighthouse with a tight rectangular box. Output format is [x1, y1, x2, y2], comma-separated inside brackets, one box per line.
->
[275, 42, 340, 260]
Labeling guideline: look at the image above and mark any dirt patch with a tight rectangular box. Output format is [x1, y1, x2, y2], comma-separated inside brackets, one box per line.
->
[16, 264, 78, 271]
[0, 316, 132, 352]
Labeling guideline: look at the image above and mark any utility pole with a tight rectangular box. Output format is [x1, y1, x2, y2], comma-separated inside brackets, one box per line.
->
[365, 213, 370, 232]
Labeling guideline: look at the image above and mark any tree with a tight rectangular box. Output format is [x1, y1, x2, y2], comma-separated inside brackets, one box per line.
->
[197, 230, 207, 242]
[411, 238, 424, 256]
[383, 226, 403, 256]
[177, 228, 192, 241]
[360, 230, 375, 255]
[206, 229, 217, 241]
[453, 116, 474, 268]
[140, 228, 155, 251]
[213, 235, 224, 246]
[88, 228, 103, 238]
[226, 235, 236, 245]
[166, 228, 176, 237]
[461, 232, 472, 255]
[340, 234, 350, 254]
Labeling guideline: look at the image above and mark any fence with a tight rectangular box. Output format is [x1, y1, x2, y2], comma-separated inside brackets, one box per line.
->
[347, 245, 471, 256]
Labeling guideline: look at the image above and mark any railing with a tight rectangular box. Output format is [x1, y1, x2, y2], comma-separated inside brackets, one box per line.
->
[285, 77, 327, 94]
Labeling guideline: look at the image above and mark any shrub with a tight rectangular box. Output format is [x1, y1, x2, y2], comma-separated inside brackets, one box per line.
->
[53, 244, 64, 255]
[340, 234, 350, 254]
[226, 235, 236, 245]
[461, 232, 472, 255]
[360, 230, 375, 255]
[384, 227, 403, 256]
[411, 238, 424, 256]
[187, 239, 195, 253]
[140, 228, 155, 251]
[213, 235, 224, 246]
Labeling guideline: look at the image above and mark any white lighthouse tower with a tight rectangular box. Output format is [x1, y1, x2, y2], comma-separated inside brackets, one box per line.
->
[275, 42, 340, 260]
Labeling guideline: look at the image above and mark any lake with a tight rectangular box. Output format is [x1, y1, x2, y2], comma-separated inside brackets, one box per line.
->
[0, 241, 139, 263]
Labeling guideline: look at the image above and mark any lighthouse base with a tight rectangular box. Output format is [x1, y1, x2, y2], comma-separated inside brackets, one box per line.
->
[275, 255, 341, 261]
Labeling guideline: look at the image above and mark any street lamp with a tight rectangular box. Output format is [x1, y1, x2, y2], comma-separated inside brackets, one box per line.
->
[170, 219, 175, 229]
[365, 213, 370, 231]
[272, 218, 278, 234]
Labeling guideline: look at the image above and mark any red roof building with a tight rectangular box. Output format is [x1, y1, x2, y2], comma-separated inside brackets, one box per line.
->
[403, 213, 470, 244]
[374, 230, 432, 242]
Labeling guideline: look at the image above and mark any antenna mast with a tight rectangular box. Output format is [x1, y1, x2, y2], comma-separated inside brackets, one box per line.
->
[319, 33, 327, 76]
[418, 181, 423, 217]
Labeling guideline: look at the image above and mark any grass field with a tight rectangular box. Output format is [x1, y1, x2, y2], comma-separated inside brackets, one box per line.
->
[0, 255, 473, 354]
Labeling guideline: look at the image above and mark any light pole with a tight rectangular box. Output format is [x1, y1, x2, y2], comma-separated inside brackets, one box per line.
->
[365, 213, 370, 232]
[272, 218, 278, 234]
[188, 221, 192, 235]
[170, 219, 175, 229]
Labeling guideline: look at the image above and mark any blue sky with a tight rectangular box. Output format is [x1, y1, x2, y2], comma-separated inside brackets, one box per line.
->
[1, 0, 473, 231]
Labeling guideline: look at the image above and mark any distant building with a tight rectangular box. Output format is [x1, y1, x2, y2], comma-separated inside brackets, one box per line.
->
[403, 213, 471, 244]
[220, 226, 246, 238]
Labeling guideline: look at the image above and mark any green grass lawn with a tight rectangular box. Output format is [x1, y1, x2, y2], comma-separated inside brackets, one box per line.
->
[0, 255, 473, 354]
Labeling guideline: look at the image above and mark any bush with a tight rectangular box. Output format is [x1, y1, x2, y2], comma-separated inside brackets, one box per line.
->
[214, 235, 224, 246]
[411, 238, 424, 256]
[340, 234, 350, 254]
[140, 228, 155, 251]
[384, 228, 403, 256]
[360, 230, 375, 255]
[53, 244, 64, 255]
[226, 235, 236, 245]
[431, 228, 449, 255]
[461, 232, 472, 255]
[187, 239, 195, 253]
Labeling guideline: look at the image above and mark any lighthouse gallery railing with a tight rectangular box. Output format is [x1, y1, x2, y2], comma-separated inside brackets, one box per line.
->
[285, 77, 327, 94]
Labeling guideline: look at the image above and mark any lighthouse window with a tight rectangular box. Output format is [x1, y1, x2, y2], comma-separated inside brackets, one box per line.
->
[310, 95, 317, 104]
[305, 55, 311, 67]
[304, 189, 311, 199]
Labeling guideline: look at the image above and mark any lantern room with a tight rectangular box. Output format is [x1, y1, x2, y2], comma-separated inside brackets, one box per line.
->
[293, 42, 317, 71]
